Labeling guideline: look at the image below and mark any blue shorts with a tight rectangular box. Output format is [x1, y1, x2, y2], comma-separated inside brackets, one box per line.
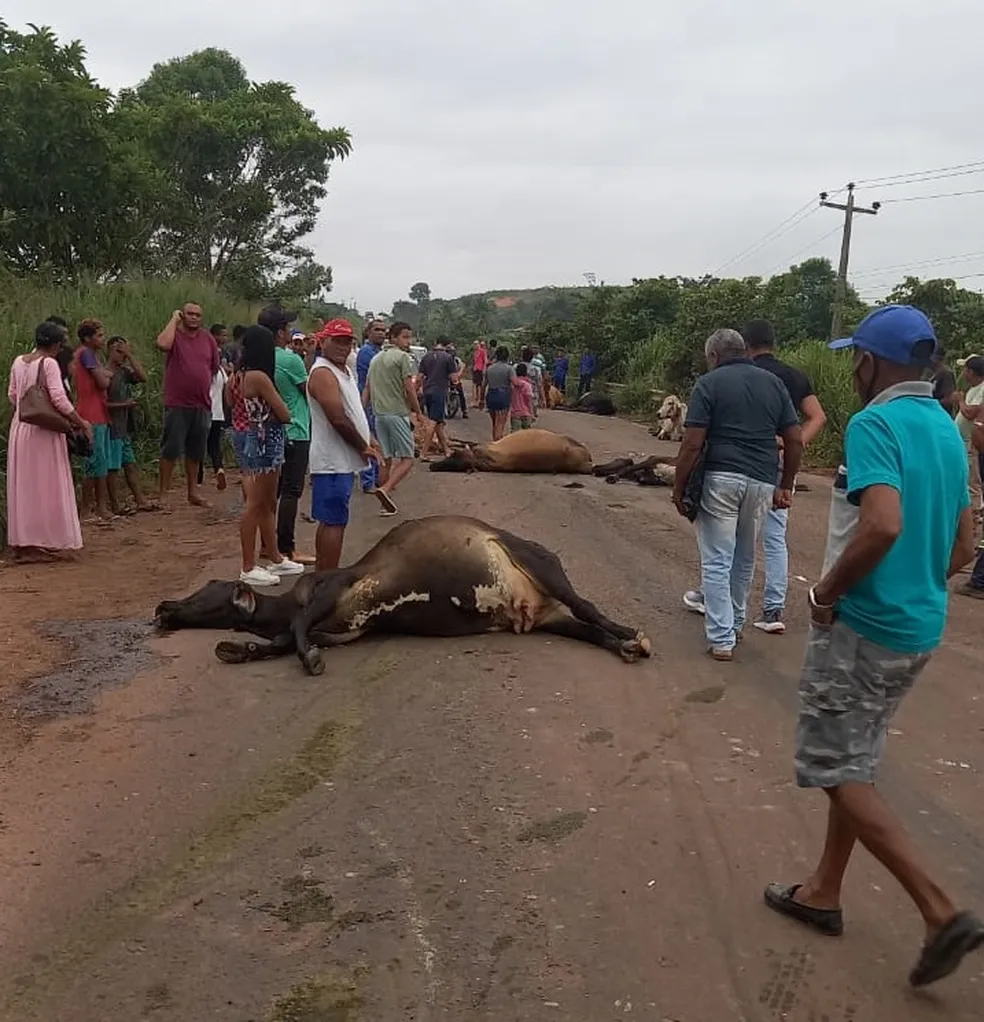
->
[84, 423, 112, 479]
[424, 392, 447, 423]
[107, 435, 136, 472]
[375, 413, 415, 459]
[311, 472, 355, 527]
[232, 423, 285, 476]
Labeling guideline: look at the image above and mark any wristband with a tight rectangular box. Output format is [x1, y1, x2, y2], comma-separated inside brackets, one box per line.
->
[809, 585, 835, 610]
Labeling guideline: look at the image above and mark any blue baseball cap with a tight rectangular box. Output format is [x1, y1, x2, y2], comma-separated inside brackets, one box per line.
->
[828, 304, 938, 365]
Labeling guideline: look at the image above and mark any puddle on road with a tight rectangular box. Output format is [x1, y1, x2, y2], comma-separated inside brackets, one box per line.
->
[9, 618, 159, 720]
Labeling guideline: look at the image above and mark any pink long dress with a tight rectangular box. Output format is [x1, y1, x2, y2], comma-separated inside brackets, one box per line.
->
[6, 355, 83, 551]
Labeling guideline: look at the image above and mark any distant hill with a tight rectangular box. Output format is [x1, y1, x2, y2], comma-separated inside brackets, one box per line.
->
[389, 286, 590, 340]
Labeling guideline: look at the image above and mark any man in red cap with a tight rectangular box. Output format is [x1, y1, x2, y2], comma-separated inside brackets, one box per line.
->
[307, 318, 376, 568]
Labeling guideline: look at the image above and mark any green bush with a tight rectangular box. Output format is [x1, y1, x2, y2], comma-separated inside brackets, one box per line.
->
[0, 272, 258, 543]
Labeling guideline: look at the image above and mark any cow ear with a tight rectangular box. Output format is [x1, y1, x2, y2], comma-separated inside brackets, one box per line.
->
[232, 582, 257, 616]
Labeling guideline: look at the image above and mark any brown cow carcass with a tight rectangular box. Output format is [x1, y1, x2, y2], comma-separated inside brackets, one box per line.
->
[429, 428, 593, 474]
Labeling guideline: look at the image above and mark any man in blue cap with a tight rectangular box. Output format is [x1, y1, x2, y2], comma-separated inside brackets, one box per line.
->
[764, 305, 981, 987]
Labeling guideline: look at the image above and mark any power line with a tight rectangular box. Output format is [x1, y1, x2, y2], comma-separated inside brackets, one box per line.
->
[855, 160, 984, 186]
[852, 251, 984, 279]
[767, 225, 843, 276]
[712, 197, 821, 276]
[880, 187, 984, 204]
[862, 166, 984, 190]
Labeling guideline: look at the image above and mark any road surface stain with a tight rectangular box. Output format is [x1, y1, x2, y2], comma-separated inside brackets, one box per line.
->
[517, 811, 588, 844]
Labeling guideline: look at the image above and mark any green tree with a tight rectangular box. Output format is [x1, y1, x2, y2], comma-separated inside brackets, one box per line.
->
[113, 48, 351, 289]
[0, 22, 133, 274]
[409, 281, 431, 304]
[884, 277, 984, 355]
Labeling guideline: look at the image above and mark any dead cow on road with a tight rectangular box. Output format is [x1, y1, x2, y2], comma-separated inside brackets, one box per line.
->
[429, 428, 593, 474]
[154, 515, 651, 675]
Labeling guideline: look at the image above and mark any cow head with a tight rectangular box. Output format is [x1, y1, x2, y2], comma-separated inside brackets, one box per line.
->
[658, 394, 683, 422]
[154, 580, 259, 632]
[429, 447, 477, 472]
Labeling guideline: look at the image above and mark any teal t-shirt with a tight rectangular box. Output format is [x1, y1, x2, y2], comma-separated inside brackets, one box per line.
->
[836, 389, 968, 653]
[275, 347, 310, 442]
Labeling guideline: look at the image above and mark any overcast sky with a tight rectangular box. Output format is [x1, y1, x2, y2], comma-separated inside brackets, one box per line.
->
[8, 0, 984, 310]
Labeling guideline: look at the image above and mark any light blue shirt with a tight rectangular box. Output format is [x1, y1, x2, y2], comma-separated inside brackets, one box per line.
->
[825, 381, 968, 653]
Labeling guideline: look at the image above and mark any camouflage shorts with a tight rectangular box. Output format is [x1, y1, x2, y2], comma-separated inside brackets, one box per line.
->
[795, 619, 930, 788]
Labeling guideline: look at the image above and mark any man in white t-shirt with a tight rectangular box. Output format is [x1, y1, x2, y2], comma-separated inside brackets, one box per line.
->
[956, 355, 984, 516]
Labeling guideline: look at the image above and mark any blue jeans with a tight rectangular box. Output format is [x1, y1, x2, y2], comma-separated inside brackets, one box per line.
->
[761, 504, 789, 613]
[696, 471, 774, 649]
[359, 406, 378, 492]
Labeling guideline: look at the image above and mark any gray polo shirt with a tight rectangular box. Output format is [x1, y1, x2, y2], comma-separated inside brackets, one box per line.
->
[684, 358, 799, 484]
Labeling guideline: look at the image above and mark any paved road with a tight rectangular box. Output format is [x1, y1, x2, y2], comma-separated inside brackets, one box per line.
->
[2, 408, 984, 1021]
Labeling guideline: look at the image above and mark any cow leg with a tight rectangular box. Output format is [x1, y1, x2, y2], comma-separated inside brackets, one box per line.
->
[537, 613, 648, 662]
[215, 633, 295, 664]
[499, 532, 650, 655]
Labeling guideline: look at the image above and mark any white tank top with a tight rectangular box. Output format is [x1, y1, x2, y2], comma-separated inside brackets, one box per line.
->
[308, 356, 371, 474]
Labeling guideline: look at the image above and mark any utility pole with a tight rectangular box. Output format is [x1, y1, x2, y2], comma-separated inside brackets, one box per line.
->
[821, 182, 880, 340]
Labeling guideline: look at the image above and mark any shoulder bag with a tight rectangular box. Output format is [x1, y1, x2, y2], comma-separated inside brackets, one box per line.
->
[17, 357, 75, 434]
[679, 444, 707, 522]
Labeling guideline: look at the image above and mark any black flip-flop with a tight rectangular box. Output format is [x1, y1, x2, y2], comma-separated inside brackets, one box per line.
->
[763, 883, 844, 936]
[909, 911, 984, 987]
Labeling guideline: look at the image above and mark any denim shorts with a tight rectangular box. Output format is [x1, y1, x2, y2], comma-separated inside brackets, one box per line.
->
[311, 472, 355, 526]
[232, 422, 285, 475]
[485, 386, 510, 412]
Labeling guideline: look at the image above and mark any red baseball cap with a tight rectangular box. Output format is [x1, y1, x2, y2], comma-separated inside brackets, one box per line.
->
[316, 318, 355, 340]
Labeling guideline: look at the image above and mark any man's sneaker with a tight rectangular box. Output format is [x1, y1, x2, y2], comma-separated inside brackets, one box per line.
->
[709, 646, 733, 662]
[956, 582, 984, 600]
[754, 609, 786, 634]
[240, 566, 280, 587]
[683, 590, 705, 615]
[267, 558, 305, 577]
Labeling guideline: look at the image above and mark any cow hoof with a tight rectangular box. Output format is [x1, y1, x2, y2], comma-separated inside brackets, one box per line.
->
[619, 633, 652, 662]
[303, 650, 325, 676]
[215, 640, 250, 664]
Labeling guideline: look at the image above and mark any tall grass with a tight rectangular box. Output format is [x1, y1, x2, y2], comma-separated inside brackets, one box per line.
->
[0, 273, 258, 543]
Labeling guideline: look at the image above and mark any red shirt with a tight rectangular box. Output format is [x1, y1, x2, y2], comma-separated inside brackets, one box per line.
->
[163, 327, 219, 409]
[71, 347, 110, 425]
[473, 346, 488, 371]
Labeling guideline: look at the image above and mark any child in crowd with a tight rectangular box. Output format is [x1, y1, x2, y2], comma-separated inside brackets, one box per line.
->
[106, 336, 155, 513]
[510, 362, 535, 431]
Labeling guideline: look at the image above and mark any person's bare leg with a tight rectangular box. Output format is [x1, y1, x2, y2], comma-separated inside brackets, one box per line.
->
[80, 478, 95, 519]
[158, 458, 176, 502]
[185, 459, 209, 506]
[833, 782, 958, 938]
[315, 524, 346, 570]
[789, 795, 858, 910]
[256, 474, 283, 566]
[124, 463, 151, 509]
[240, 476, 260, 572]
[378, 458, 414, 498]
[377, 457, 391, 489]
[436, 423, 451, 457]
[107, 471, 122, 514]
[419, 420, 437, 460]
[94, 477, 112, 519]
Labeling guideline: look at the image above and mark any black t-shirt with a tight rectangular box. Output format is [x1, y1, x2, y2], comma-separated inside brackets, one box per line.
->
[419, 349, 457, 396]
[932, 366, 957, 417]
[685, 358, 799, 484]
[752, 352, 814, 416]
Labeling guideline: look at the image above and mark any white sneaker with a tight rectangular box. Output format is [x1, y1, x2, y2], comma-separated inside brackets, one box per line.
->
[682, 590, 705, 615]
[267, 558, 305, 576]
[240, 566, 280, 587]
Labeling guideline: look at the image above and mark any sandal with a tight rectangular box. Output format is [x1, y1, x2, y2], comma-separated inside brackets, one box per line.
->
[909, 911, 984, 987]
[763, 883, 843, 936]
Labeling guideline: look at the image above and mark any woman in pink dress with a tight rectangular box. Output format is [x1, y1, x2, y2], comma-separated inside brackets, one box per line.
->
[6, 322, 89, 560]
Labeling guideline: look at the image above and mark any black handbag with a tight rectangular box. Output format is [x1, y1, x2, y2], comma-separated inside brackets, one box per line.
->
[680, 445, 707, 522]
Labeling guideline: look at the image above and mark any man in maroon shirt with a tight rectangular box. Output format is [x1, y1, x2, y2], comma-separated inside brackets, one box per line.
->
[156, 302, 220, 506]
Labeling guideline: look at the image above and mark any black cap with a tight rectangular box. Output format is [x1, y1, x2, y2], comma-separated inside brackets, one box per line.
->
[257, 303, 298, 333]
